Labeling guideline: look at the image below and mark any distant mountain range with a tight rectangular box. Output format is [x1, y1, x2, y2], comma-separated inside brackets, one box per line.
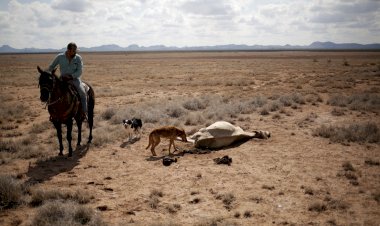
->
[1, 41, 380, 53]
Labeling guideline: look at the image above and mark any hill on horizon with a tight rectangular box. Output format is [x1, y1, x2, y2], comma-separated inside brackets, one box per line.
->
[1, 41, 380, 53]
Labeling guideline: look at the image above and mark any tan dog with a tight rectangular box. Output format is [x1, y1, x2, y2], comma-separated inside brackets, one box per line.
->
[146, 126, 187, 156]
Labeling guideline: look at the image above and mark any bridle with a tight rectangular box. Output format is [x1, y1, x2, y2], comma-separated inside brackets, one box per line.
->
[39, 73, 62, 108]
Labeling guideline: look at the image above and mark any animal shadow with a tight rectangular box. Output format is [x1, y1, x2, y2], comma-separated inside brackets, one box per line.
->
[25, 144, 90, 185]
[120, 137, 140, 148]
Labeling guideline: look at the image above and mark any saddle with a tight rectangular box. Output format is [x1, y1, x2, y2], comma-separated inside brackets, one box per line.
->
[61, 75, 90, 101]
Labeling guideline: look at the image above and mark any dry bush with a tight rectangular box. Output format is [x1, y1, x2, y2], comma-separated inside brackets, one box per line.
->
[30, 121, 51, 134]
[184, 112, 206, 126]
[91, 124, 124, 147]
[268, 100, 283, 112]
[290, 93, 306, 105]
[30, 188, 93, 207]
[250, 96, 267, 108]
[148, 189, 163, 209]
[373, 191, 380, 203]
[100, 108, 116, 121]
[0, 174, 24, 210]
[331, 108, 345, 116]
[215, 192, 236, 210]
[166, 203, 181, 214]
[0, 103, 28, 122]
[364, 159, 380, 166]
[166, 102, 186, 118]
[183, 98, 206, 111]
[313, 122, 380, 144]
[0, 135, 47, 161]
[327, 93, 380, 112]
[31, 200, 105, 226]
[308, 201, 327, 212]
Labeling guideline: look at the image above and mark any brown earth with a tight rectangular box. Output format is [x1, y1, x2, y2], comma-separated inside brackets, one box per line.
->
[0, 51, 379, 225]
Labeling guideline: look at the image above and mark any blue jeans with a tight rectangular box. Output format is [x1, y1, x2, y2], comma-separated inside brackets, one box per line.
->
[72, 78, 87, 114]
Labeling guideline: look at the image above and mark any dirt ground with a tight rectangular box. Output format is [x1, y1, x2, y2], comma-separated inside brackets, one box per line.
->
[0, 51, 379, 225]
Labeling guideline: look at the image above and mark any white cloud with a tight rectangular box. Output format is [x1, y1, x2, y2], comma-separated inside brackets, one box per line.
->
[51, 0, 90, 13]
[0, 0, 379, 49]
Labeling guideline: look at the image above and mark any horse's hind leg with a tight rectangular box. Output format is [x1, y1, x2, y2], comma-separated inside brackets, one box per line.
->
[53, 122, 64, 156]
[66, 119, 73, 157]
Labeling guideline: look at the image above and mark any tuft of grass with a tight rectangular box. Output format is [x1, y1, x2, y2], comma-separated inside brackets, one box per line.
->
[0, 174, 23, 210]
[327, 93, 380, 111]
[30, 188, 93, 207]
[308, 201, 327, 212]
[30, 121, 51, 134]
[148, 189, 164, 209]
[313, 122, 380, 144]
[331, 108, 345, 116]
[215, 193, 236, 210]
[183, 98, 206, 111]
[342, 162, 355, 172]
[243, 210, 252, 218]
[365, 159, 380, 166]
[166, 103, 186, 118]
[31, 200, 105, 226]
[166, 203, 181, 214]
[100, 107, 116, 120]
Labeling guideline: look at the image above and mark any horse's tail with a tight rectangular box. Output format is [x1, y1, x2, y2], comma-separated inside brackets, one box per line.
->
[87, 84, 95, 125]
[87, 83, 95, 143]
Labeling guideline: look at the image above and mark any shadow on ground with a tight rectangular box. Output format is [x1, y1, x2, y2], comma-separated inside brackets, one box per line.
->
[25, 144, 90, 185]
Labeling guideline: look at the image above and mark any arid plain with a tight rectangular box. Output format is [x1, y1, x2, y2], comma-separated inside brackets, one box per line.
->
[0, 51, 379, 225]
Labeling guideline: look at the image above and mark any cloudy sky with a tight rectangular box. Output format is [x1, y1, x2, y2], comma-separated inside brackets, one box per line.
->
[1, 0, 379, 49]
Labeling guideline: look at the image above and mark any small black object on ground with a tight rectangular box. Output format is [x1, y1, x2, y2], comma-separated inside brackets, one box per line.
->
[163, 157, 177, 166]
[213, 155, 232, 166]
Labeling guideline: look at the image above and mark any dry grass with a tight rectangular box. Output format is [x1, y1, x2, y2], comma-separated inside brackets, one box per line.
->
[30, 188, 93, 207]
[0, 52, 379, 225]
[0, 174, 24, 210]
[31, 200, 105, 226]
[313, 122, 380, 144]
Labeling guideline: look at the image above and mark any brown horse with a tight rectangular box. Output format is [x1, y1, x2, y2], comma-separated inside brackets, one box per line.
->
[37, 66, 95, 157]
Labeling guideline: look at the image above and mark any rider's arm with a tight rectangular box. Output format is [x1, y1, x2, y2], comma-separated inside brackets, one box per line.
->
[71, 55, 83, 79]
[48, 54, 61, 72]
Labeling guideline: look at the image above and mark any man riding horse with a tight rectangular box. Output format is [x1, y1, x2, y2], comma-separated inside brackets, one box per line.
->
[48, 42, 88, 120]
[38, 42, 94, 157]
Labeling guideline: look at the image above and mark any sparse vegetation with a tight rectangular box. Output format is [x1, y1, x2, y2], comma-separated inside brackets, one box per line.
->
[314, 122, 380, 144]
[0, 174, 24, 210]
[31, 200, 105, 226]
[30, 188, 92, 207]
[215, 193, 236, 210]
[1, 51, 379, 225]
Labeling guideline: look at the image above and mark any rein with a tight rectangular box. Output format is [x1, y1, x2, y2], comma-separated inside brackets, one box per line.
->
[40, 76, 64, 109]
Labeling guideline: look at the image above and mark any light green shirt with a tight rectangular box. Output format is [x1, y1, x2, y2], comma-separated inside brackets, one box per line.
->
[48, 52, 83, 79]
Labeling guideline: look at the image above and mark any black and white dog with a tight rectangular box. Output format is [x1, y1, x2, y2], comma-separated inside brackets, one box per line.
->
[122, 118, 143, 140]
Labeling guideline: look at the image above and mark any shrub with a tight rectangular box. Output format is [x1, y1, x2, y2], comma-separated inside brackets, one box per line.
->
[31, 200, 105, 226]
[215, 193, 236, 210]
[30, 188, 92, 207]
[291, 93, 306, 105]
[251, 96, 267, 108]
[0, 174, 23, 209]
[100, 108, 115, 120]
[313, 122, 380, 144]
[183, 98, 206, 111]
[308, 202, 327, 212]
[166, 103, 186, 118]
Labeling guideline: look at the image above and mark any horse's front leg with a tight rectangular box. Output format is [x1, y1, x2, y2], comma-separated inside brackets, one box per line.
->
[66, 119, 73, 157]
[53, 122, 64, 156]
[76, 118, 82, 147]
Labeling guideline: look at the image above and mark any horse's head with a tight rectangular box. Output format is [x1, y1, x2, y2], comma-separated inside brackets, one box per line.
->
[37, 66, 57, 102]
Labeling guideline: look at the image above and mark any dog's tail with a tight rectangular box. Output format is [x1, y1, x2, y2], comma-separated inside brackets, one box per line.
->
[145, 133, 152, 149]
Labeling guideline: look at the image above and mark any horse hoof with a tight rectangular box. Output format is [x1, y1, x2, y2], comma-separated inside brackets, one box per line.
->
[59, 153, 63, 156]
